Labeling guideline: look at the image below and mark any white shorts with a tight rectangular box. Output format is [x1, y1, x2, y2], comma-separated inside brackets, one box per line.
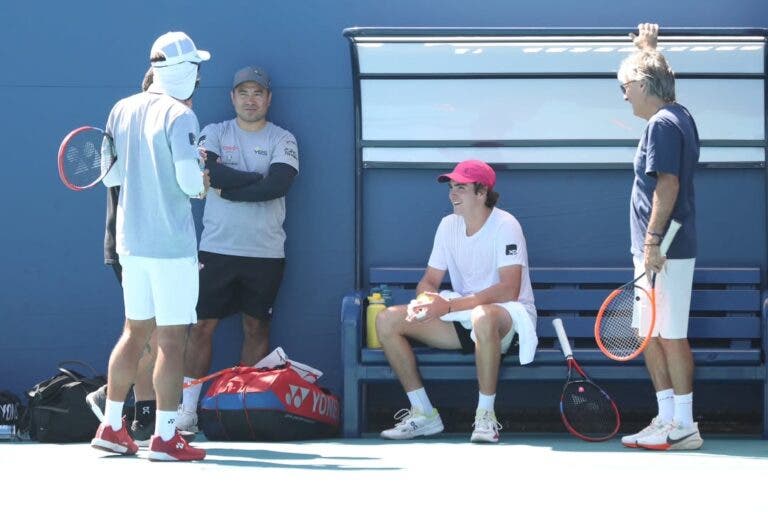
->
[632, 256, 695, 340]
[120, 254, 199, 326]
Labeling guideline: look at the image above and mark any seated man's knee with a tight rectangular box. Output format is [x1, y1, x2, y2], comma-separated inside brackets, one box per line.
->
[375, 306, 403, 340]
[470, 306, 501, 342]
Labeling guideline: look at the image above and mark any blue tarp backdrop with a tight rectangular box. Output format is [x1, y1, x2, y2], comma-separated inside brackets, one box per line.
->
[0, 1, 766, 414]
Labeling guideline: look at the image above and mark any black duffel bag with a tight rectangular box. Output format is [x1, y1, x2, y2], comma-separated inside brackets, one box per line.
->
[24, 361, 106, 443]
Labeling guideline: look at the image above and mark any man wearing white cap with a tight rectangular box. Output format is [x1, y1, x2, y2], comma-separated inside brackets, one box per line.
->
[90, 31, 210, 462]
[177, 65, 299, 433]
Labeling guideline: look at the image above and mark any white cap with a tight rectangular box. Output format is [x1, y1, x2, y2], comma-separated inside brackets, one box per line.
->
[150, 31, 210, 68]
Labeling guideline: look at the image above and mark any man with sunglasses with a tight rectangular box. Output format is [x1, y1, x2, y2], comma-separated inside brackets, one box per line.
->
[177, 66, 300, 433]
[618, 23, 702, 451]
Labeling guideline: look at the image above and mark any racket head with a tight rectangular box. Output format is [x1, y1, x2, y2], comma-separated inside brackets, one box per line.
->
[560, 360, 621, 441]
[57, 126, 115, 191]
[594, 277, 655, 361]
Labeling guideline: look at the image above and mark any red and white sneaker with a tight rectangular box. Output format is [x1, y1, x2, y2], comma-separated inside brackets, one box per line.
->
[91, 420, 138, 455]
[148, 432, 206, 462]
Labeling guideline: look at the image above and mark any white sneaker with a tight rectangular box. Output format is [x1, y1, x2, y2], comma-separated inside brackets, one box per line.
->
[621, 416, 667, 448]
[470, 409, 502, 443]
[637, 421, 703, 451]
[380, 408, 444, 440]
[175, 409, 199, 434]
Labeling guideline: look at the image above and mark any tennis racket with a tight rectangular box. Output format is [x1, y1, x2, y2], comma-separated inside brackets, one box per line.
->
[594, 219, 682, 361]
[553, 318, 620, 442]
[57, 126, 116, 191]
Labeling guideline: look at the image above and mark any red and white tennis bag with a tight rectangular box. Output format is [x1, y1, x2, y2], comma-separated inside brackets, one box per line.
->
[199, 364, 340, 441]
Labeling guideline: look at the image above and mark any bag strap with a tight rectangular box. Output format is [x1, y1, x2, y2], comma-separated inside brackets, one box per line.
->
[183, 366, 245, 388]
[57, 360, 99, 379]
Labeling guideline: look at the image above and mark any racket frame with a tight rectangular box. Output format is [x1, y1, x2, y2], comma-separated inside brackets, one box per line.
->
[57, 126, 115, 191]
[553, 318, 621, 441]
[594, 220, 682, 361]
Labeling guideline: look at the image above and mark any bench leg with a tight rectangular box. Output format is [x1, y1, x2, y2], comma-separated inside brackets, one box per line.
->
[343, 375, 361, 438]
[764, 372, 768, 439]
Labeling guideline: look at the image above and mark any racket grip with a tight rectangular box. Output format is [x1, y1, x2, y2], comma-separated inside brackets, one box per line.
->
[659, 219, 681, 257]
[552, 318, 574, 358]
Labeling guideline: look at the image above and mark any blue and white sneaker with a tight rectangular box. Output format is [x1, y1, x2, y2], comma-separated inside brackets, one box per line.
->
[380, 408, 444, 440]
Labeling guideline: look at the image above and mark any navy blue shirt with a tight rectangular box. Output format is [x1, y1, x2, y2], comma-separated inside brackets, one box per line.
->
[630, 103, 699, 259]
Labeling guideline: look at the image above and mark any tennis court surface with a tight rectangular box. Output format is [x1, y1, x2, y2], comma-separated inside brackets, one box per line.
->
[2, 433, 765, 510]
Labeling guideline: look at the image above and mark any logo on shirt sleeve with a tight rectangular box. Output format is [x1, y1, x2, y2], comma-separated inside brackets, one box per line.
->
[188, 133, 196, 145]
[505, 244, 518, 256]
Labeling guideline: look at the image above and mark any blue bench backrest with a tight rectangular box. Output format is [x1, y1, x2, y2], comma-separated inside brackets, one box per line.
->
[369, 266, 762, 350]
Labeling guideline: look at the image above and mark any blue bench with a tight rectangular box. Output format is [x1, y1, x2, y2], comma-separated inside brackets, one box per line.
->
[340, 266, 767, 437]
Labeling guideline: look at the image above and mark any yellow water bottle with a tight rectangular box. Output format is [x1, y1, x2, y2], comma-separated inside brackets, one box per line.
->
[366, 292, 386, 349]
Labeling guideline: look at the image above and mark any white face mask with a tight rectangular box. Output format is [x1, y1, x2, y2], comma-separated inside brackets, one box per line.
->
[149, 61, 198, 100]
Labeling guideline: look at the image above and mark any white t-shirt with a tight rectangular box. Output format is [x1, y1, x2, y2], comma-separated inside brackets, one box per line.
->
[104, 91, 201, 258]
[427, 207, 536, 322]
[198, 120, 299, 258]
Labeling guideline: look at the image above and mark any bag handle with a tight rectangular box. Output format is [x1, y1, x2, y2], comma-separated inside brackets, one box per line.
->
[183, 366, 239, 388]
[57, 360, 99, 380]
[183, 363, 291, 388]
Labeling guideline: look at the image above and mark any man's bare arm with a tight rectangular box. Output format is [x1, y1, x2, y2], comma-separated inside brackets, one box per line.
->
[631, 23, 659, 51]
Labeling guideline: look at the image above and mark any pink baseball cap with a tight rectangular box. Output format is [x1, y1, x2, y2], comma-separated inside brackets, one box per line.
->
[438, 160, 496, 188]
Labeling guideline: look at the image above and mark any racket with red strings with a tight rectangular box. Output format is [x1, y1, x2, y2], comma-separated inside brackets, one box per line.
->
[594, 219, 682, 361]
[57, 126, 116, 191]
[553, 318, 620, 441]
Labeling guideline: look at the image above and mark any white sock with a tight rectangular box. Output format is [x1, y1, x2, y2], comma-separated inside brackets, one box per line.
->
[155, 410, 177, 442]
[477, 392, 496, 415]
[406, 388, 434, 414]
[673, 393, 694, 427]
[656, 388, 674, 423]
[182, 377, 202, 414]
[105, 399, 124, 431]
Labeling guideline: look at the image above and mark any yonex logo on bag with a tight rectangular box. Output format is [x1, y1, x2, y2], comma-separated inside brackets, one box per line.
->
[0, 403, 17, 422]
[286, 385, 310, 407]
[311, 390, 340, 421]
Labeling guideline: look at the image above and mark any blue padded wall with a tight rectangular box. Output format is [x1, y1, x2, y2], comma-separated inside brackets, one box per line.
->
[0, 0, 765, 403]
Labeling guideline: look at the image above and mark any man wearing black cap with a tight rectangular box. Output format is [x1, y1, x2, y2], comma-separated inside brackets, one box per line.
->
[375, 160, 537, 444]
[178, 66, 300, 432]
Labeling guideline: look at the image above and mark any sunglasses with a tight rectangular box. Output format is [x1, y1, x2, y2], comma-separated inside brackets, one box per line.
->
[620, 80, 638, 94]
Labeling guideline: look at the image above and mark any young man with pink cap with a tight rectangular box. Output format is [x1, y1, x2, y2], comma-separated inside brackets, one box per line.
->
[375, 159, 537, 443]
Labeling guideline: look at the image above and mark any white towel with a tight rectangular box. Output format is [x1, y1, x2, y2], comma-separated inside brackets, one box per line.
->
[254, 347, 323, 383]
[437, 291, 539, 365]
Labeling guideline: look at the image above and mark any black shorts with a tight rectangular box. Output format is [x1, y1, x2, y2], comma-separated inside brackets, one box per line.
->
[453, 321, 474, 355]
[451, 321, 518, 356]
[196, 251, 285, 321]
